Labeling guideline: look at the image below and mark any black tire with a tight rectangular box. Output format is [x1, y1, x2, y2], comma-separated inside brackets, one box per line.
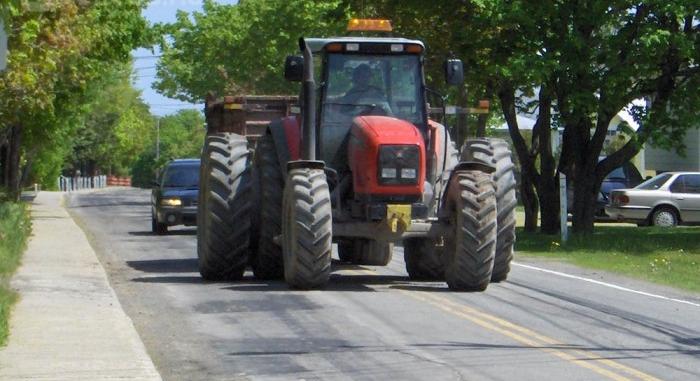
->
[151, 214, 168, 235]
[337, 239, 393, 266]
[250, 134, 284, 279]
[443, 171, 497, 291]
[282, 168, 333, 289]
[651, 206, 678, 227]
[338, 240, 356, 262]
[197, 133, 253, 281]
[462, 138, 517, 282]
[404, 238, 444, 280]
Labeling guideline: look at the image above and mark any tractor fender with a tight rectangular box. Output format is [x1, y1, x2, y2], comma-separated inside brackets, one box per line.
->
[267, 116, 301, 175]
[453, 161, 496, 174]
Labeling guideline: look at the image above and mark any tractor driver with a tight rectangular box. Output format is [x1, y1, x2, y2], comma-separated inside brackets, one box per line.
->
[341, 63, 385, 104]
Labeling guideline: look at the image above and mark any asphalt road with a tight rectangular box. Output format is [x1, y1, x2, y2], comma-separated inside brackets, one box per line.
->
[67, 188, 700, 381]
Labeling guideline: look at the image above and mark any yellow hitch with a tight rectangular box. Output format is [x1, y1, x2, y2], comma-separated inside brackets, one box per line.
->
[386, 204, 412, 233]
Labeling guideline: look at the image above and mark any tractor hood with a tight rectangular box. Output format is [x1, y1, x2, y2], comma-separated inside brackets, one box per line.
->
[348, 116, 426, 198]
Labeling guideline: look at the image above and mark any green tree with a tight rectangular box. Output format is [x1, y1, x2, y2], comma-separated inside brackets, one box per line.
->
[153, 0, 349, 102]
[364, 1, 699, 234]
[71, 64, 154, 178]
[0, 0, 149, 197]
[131, 109, 205, 188]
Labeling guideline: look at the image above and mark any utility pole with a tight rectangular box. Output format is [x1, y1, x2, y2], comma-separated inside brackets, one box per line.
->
[552, 127, 568, 243]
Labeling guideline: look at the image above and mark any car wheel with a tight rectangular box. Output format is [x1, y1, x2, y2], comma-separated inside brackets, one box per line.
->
[651, 207, 678, 227]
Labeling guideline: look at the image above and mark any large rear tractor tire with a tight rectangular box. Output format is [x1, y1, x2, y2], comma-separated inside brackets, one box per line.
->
[250, 134, 284, 279]
[282, 168, 333, 289]
[443, 171, 497, 291]
[462, 138, 517, 282]
[197, 133, 254, 281]
[404, 238, 444, 280]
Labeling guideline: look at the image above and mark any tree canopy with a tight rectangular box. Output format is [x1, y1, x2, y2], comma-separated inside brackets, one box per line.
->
[0, 0, 150, 196]
[153, 0, 349, 102]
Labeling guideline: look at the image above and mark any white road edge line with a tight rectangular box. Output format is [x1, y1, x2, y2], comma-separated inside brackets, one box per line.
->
[512, 262, 700, 308]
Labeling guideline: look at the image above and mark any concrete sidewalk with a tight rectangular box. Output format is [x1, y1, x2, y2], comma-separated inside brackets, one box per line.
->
[0, 192, 161, 380]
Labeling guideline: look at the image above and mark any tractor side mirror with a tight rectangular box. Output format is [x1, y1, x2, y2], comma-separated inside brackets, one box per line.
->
[444, 59, 464, 86]
[284, 55, 304, 82]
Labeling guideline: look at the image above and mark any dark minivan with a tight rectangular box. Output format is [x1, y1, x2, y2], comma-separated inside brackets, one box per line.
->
[151, 159, 200, 234]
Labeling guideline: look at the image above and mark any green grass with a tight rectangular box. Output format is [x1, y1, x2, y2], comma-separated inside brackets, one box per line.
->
[0, 202, 31, 346]
[515, 226, 700, 293]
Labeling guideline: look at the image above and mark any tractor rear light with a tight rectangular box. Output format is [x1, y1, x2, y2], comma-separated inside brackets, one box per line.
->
[381, 168, 397, 179]
[346, 43, 360, 52]
[401, 168, 417, 179]
[390, 44, 404, 52]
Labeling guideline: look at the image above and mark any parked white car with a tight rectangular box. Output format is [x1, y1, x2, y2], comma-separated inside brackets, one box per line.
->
[605, 172, 700, 227]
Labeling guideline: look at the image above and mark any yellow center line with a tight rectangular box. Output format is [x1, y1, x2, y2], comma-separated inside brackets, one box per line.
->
[343, 269, 660, 381]
[417, 292, 662, 381]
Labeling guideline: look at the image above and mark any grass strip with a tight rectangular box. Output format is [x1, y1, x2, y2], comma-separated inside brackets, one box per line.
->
[515, 226, 700, 293]
[0, 202, 31, 346]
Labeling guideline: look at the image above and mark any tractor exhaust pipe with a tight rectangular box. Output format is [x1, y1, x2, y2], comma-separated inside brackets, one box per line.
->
[299, 38, 316, 161]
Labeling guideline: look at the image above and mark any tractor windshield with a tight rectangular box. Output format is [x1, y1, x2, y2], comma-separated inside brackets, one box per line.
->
[321, 54, 424, 127]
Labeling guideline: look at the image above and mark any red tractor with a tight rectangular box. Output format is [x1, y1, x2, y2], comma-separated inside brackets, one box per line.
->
[197, 21, 517, 291]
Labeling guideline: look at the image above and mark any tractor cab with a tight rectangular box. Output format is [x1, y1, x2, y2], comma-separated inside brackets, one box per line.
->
[284, 33, 464, 203]
[306, 37, 428, 171]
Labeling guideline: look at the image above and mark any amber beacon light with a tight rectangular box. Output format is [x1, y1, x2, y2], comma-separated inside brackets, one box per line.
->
[347, 19, 393, 32]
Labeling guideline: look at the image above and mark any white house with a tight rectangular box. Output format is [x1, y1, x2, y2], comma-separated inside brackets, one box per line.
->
[645, 128, 700, 173]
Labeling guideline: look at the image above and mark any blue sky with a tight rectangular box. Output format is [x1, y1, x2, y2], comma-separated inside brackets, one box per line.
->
[132, 1, 238, 116]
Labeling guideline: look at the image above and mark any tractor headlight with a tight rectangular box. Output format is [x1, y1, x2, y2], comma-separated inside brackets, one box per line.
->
[378, 145, 420, 185]
[161, 197, 182, 207]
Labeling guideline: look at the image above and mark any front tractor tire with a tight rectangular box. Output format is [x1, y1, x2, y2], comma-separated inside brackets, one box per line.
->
[250, 134, 285, 280]
[443, 171, 497, 291]
[282, 168, 333, 289]
[197, 133, 254, 281]
[462, 138, 517, 282]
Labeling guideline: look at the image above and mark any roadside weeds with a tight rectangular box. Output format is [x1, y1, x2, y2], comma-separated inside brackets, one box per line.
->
[0, 202, 31, 346]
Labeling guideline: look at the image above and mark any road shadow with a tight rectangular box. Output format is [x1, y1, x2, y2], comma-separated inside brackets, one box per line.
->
[127, 258, 198, 273]
[126, 257, 460, 292]
[69, 200, 150, 208]
[128, 229, 196, 237]
[132, 275, 204, 284]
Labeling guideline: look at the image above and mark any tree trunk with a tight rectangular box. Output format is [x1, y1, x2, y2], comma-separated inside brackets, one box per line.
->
[474, 83, 493, 138]
[571, 168, 599, 234]
[520, 167, 538, 232]
[538, 175, 560, 234]
[531, 86, 559, 234]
